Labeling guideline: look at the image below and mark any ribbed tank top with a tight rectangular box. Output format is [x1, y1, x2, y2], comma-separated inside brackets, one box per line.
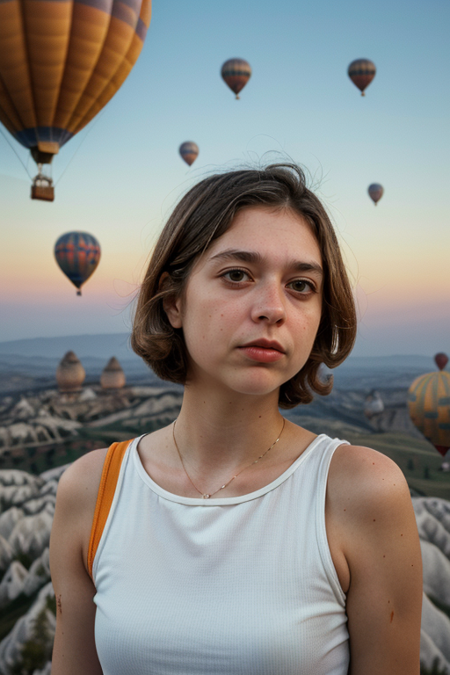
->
[92, 433, 350, 675]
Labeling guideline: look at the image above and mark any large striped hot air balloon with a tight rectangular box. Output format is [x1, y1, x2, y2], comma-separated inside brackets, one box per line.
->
[408, 354, 450, 457]
[54, 231, 101, 295]
[179, 142, 199, 167]
[348, 59, 376, 96]
[0, 0, 151, 200]
[221, 59, 252, 99]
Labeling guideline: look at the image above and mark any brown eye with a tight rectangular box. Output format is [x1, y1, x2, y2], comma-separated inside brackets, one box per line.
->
[289, 280, 313, 293]
[226, 269, 247, 282]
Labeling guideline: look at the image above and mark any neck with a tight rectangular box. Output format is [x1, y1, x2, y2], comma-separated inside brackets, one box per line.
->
[174, 382, 284, 476]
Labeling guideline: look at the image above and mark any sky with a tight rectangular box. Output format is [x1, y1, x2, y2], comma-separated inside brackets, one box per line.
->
[0, 0, 449, 357]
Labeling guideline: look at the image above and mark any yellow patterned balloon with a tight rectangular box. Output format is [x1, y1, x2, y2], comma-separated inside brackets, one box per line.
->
[0, 0, 151, 169]
[408, 368, 450, 456]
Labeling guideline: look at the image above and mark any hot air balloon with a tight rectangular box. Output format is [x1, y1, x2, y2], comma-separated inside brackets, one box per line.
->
[408, 354, 450, 457]
[221, 59, 251, 99]
[368, 183, 384, 205]
[54, 232, 101, 296]
[348, 59, 376, 96]
[435, 353, 449, 371]
[0, 0, 151, 201]
[179, 142, 199, 167]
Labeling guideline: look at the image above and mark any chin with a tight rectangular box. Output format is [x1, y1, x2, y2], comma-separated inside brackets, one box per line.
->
[225, 370, 288, 398]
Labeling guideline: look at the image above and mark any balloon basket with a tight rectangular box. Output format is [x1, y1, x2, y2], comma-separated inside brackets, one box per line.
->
[31, 184, 54, 201]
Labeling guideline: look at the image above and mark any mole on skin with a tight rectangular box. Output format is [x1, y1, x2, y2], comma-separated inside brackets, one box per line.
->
[57, 595, 62, 614]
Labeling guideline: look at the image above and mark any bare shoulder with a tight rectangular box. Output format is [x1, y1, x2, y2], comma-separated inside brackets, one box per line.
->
[327, 449, 422, 673]
[53, 447, 109, 568]
[328, 443, 411, 513]
[50, 447, 109, 675]
[56, 447, 109, 518]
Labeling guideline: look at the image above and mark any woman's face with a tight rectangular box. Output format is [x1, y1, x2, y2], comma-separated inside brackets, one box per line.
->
[165, 206, 323, 398]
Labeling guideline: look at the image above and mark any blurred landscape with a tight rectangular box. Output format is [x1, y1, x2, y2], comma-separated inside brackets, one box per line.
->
[0, 335, 449, 674]
[0, 333, 448, 499]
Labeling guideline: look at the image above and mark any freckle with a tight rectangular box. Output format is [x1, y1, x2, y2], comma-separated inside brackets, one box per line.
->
[383, 555, 385, 558]
[220, 314, 223, 317]
[390, 611, 394, 623]
[373, 463, 375, 465]
[373, 519, 376, 522]
[401, 534, 403, 536]
[388, 600, 390, 603]
[259, 415, 261, 418]
[343, 509, 346, 511]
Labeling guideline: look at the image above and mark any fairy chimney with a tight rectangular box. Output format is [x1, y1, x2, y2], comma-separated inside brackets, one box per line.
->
[364, 390, 384, 419]
[56, 351, 86, 393]
[100, 357, 126, 390]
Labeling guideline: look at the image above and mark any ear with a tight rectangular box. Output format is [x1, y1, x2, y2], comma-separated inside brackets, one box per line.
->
[160, 272, 183, 329]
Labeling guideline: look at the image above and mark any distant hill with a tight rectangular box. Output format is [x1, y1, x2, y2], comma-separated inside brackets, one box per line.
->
[0, 333, 442, 393]
[0, 334, 436, 369]
[0, 333, 137, 361]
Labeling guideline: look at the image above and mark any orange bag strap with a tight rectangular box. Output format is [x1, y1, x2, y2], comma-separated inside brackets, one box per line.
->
[87, 440, 132, 579]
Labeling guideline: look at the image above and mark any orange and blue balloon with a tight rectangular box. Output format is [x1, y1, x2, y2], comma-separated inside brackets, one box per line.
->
[408, 354, 450, 457]
[0, 0, 151, 194]
[54, 232, 101, 296]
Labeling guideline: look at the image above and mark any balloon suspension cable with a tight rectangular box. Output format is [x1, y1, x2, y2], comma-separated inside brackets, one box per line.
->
[0, 127, 33, 179]
[55, 109, 106, 187]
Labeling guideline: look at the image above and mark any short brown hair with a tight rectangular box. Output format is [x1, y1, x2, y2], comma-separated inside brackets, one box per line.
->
[131, 163, 356, 408]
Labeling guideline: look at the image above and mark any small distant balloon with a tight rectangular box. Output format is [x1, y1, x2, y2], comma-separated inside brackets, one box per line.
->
[54, 231, 101, 296]
[435, 353, 449, 371]
[221, 58, 252, 99]
[368, 183, 384, 205]
[348, 59, 376, 96]
[179, 142, 199, 166]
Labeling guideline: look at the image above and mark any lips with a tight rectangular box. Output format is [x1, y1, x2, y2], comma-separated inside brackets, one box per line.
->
[240, 339, 285, 353]
[237, 339, 286, 363]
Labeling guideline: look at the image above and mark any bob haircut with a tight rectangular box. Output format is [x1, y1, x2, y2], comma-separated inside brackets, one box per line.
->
[131, 163, 357, 408]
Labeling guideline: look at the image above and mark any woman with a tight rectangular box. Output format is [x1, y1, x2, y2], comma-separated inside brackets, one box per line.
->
[50, 164, 423, 674]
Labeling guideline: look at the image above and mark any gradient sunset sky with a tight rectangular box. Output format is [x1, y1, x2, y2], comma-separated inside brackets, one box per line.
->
[1, 0, 449, 357]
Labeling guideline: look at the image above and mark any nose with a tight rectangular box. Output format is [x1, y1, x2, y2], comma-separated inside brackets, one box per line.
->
[250, 280, 286, 325]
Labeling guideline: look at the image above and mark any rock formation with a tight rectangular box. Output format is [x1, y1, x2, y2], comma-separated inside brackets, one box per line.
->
[56, 351, 85, 393]
[100, 357, 126, 390]
[364, 390, 384, 419]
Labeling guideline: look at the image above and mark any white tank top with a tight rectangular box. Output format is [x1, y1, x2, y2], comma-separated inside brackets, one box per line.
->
[92, 433, 350, 675]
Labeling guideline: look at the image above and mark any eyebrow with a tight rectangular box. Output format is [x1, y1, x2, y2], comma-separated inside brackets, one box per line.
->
[209, 248, 324, 277]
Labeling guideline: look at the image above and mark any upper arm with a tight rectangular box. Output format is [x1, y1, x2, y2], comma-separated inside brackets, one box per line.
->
[330, 446, 423, 675]
[49, 448, 108, 675]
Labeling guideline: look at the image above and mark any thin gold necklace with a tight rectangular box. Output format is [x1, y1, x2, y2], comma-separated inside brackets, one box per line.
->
[172, 417, 286, 499]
